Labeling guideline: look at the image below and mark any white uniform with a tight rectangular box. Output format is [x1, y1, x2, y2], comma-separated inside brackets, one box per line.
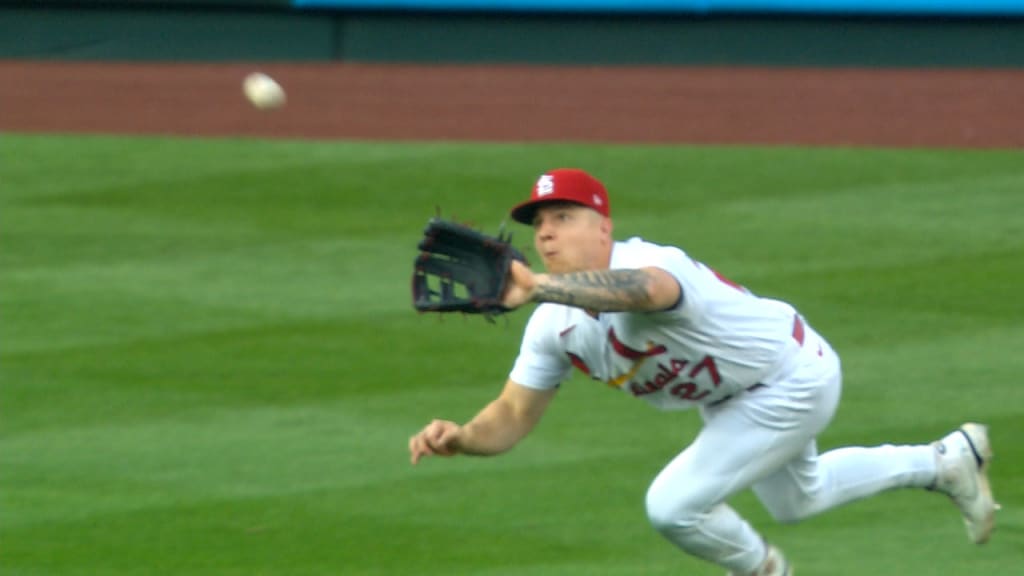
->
[511, 237, 803, 408]
[509, 237, 939, 573]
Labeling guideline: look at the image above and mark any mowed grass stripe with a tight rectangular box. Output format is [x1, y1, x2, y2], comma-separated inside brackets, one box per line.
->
[2, 134, 1022, 575]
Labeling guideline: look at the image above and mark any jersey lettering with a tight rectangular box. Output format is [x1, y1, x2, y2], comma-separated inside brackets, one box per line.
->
[628, 358, 689, 396]
[627, 354, 722, 401]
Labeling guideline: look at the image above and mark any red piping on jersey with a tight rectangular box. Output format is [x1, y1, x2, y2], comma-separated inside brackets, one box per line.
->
[566, 352, 591, 375]
[792, 315, 805, 346]
[608, 327, 667, 359]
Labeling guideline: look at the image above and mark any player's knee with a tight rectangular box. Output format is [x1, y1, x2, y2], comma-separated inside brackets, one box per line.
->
[645, 483, 702, 533]
[760, 491, 821, 524]
[765, 504, 806, 524]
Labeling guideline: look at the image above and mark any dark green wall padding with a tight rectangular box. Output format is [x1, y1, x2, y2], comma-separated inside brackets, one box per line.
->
[1, 7, 332, 61]
[2, 5, 1024, 66]
[340, 13, 1024, 67]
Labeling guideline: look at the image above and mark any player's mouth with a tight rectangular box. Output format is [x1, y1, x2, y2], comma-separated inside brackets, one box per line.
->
[540, 251, 561, 272]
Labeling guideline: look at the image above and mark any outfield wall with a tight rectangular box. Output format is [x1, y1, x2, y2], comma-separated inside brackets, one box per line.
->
[2, 0, 1024, 66]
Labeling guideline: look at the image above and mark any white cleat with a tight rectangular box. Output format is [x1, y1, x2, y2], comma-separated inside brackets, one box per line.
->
[932, 422, 997, 544]
[728, 545, 792, 576]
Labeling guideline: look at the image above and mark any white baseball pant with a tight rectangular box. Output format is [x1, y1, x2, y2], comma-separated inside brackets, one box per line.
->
[644, 321, 938, 573]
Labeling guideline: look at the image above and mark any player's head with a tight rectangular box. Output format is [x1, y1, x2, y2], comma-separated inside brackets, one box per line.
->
[510, 169, 613, 273]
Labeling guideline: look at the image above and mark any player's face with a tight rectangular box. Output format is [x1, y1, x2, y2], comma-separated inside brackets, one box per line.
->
[532, 203, 612, 274]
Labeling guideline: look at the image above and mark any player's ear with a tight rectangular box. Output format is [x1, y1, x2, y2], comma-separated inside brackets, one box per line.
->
[601, 216, 613, 236]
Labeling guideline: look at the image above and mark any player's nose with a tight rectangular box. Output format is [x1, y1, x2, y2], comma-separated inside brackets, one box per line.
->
[534, 218, 556, 240]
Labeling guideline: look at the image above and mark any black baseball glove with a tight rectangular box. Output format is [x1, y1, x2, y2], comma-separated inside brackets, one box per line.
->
[412, 217, 528, 316]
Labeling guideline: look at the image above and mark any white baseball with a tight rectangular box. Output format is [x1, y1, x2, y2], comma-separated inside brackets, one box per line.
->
[242, 72, 286, 110]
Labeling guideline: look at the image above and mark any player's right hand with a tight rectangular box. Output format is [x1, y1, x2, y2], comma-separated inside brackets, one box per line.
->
[409, 419, 462, 465]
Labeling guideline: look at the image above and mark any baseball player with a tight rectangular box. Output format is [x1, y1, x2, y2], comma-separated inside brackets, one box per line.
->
[408, 168, 998, 575]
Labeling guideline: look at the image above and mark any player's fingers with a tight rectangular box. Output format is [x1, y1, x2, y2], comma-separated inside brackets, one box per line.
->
[409, 433, 435, 465]
[431, 427, 459, 456]
[424, 421, 450, 450]
[424, 434, 446, 455]
[437, 426, 458, 445]
[409, 435, 420, 465]
[427, 420, 448, 441]
[412, 420, 459, 464]
[411, 441, 433, 465]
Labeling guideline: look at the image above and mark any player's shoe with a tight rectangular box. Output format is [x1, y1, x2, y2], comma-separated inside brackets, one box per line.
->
[932, 422, 997, 544]
[728, 545, 792, 576]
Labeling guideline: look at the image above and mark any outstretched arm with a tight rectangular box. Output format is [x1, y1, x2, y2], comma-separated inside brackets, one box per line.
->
[409, 379, 556, 465]
[503, 260, 681, 312]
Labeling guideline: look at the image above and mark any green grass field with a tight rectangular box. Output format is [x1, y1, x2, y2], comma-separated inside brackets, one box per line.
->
[2, 133, 1022, 575]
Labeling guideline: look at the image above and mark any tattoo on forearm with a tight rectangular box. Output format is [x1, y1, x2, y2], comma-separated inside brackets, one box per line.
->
[533, 270, 652, 311]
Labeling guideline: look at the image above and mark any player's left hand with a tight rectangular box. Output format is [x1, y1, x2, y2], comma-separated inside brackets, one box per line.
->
[412, 218, 528, 317]
[501, 260, 537, 310]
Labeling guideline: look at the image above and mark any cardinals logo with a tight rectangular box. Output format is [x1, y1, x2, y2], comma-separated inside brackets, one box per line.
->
[535, 174, 555, 197]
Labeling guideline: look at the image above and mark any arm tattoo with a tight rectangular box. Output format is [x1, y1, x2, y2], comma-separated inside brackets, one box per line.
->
[532, 269, 653, 311]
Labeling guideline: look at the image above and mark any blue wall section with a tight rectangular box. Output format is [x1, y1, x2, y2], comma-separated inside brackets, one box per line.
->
[294, 0, 1024, 16]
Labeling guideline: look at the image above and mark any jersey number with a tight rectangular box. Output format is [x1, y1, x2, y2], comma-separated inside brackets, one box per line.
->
[668, 355, 722, 401]
[628, 353, 722, 401]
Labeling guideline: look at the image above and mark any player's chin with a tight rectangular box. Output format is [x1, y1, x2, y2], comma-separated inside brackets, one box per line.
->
[541, 256, 568, 274]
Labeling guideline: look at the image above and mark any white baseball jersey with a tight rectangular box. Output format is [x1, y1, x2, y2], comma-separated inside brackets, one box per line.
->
[510, 237, 805, 410]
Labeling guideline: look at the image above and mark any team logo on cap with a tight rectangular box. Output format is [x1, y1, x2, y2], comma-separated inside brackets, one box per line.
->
[536, 174, 554, 197]
[593, 194, 602, 205]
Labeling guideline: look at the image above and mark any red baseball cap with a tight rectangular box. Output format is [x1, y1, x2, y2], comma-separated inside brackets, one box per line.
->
[510, 168, 611, 225]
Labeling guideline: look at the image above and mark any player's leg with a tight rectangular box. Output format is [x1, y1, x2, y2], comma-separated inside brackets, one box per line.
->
[752, 425, 996, 543]
[644, 357, 841, 574]
[644, 318, 844, 574]
[751, 326, 997, 544]
[749, 324, 933, 522]
[750, 439, 936, 523]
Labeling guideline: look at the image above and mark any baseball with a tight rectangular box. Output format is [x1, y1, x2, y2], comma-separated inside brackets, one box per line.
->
[242, 72, 286, 110]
